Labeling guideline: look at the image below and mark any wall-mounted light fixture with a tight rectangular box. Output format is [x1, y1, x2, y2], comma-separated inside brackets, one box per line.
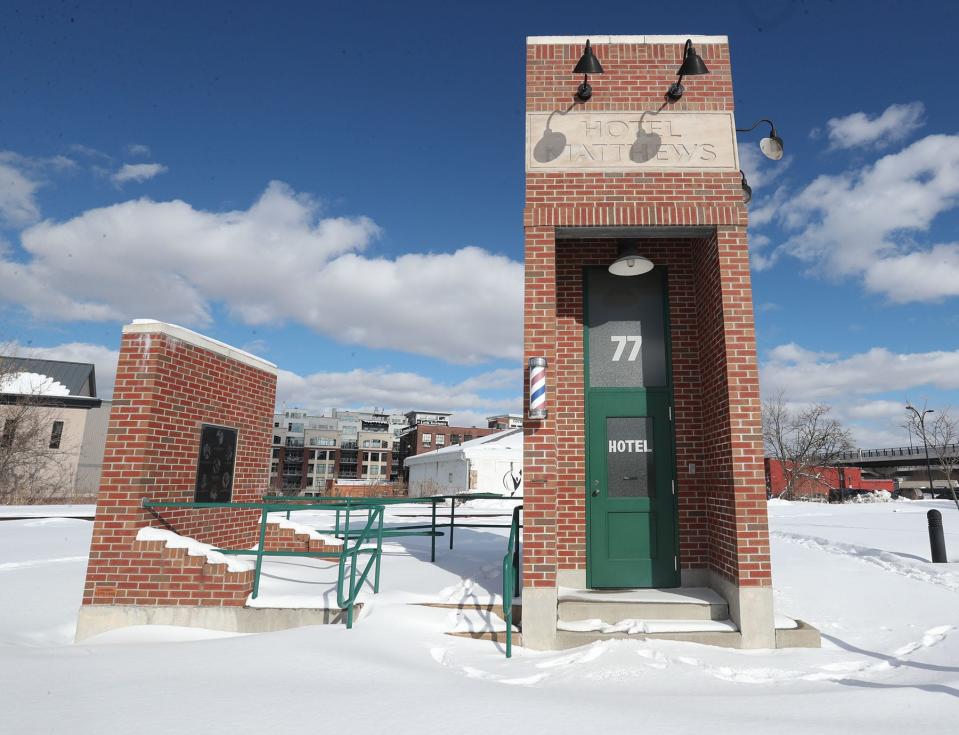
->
[666, 39, 709, 101]
[573, 39, 604, 102]
[609, 241, 654, 276]
[740, 171, 752, 204]
[529, 358, 548, 420]
[737, 118, 784, 160]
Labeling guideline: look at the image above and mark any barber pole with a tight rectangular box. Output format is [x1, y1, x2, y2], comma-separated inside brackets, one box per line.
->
[529, 357, 547, 419]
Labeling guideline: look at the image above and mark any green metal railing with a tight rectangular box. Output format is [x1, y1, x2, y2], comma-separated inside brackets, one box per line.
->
[502, 504, 523, 658]
[263, 493, 522, 562]
[141, 499, 385, 627]
[335, 504, 384, 628]
[142, 494, 523, 637]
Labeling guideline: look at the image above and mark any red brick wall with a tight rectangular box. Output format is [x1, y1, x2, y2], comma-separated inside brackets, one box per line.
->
[82, 327, 277, 606]
[523, 38, 771, 590]
[262, 523, 342, 556]
[765, 459, 895, 497]
[89, 536, 255, 607]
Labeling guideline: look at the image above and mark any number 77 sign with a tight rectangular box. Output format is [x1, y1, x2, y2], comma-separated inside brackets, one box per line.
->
[610, 335, 642, 361]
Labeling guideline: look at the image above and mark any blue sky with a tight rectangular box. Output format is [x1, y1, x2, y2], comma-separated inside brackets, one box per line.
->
[2, 0, 958, 444]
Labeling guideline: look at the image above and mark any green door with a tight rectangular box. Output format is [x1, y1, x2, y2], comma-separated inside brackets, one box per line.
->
[586, 390, 677, 587]
[584, 266, 678, 588]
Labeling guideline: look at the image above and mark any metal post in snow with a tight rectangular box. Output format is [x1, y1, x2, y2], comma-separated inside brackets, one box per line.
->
[928, 509, 948, 563]
[450, 497, 456, 550]
[430, 499, 437, 562]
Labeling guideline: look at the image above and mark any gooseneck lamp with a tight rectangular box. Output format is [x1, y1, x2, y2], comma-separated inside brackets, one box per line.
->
[609, 241, 654, 276]
[737, 118, 785, 160]
[573, 39, 604, 102]
[666, 39, 709, 101]
[740, 171, 752, 204]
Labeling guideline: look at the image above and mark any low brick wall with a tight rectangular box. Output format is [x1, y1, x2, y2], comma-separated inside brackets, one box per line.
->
[86, 536, 255, 607]
[262, 522, 342, 557]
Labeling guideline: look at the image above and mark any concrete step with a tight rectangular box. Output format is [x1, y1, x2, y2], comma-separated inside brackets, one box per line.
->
[555, 627, 743, 649]
[557, 586, 728, 623]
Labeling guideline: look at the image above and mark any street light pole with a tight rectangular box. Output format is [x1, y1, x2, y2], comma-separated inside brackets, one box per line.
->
[906, 405, 936, 499]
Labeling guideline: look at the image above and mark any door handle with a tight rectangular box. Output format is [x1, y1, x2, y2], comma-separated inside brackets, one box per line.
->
[591, 489, 600, 497]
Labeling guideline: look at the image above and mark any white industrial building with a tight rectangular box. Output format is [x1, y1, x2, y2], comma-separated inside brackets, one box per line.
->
[404, 429, 523, 498]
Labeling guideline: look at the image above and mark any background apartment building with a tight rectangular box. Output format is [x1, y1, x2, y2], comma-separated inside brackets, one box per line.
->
[270, 408, 407, 492]
[271, 407, 517, 493]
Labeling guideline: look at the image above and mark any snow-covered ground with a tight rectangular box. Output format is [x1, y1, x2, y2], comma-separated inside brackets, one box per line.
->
[1, 500, 957, 733]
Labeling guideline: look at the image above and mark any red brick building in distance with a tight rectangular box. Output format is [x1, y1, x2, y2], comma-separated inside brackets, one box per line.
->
[520, 34, 812, 649]
[396, 411, 497, 483]
[765, 459, 895, 500]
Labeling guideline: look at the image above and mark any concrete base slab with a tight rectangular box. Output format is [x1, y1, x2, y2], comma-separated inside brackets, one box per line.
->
[75, 604, 358, 642]
[776, 619, 821, 648]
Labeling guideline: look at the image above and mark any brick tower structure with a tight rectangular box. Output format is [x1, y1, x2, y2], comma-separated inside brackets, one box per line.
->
[77, 320, 278, 637]
[521, 35, 777, 648]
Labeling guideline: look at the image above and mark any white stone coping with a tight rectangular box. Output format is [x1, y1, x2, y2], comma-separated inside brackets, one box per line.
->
[527, 34, 728, 46]
[122, 319, 278, 375]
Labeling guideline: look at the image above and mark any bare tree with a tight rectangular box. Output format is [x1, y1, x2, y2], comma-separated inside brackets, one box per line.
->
[762, 393, 855, 500]
[904, 404, 959, 512]
[0, 349, 79, 504]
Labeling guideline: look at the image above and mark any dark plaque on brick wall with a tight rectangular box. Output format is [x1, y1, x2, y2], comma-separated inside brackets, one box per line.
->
[194, 424, 238, 502]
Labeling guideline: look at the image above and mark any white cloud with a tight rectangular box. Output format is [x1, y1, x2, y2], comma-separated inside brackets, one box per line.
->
[276, 365, 520, 423]
[68, 144, 112, 161]
[0, 151, 77, 227]
[760, 342, 959, 448]
[761, 342, 959, 401]
[0, 159, 41, 226]
[843, 399, 909, 422]
[3, 339, 520, 423]
[754, 133, 959, 298]
[459, 368, 520, 392]
[127, 144, 151, 157]
[240, 338, 269, 355]
[824, 102, 925, 150]
[0, 181, 523, 364]
[111, 162, 168, 185]
[863, 243, 959, 302]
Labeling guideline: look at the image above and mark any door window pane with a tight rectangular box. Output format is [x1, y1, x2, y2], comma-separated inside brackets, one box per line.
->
[586, 268, 667, 388]
[606, 417, 655, 498]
